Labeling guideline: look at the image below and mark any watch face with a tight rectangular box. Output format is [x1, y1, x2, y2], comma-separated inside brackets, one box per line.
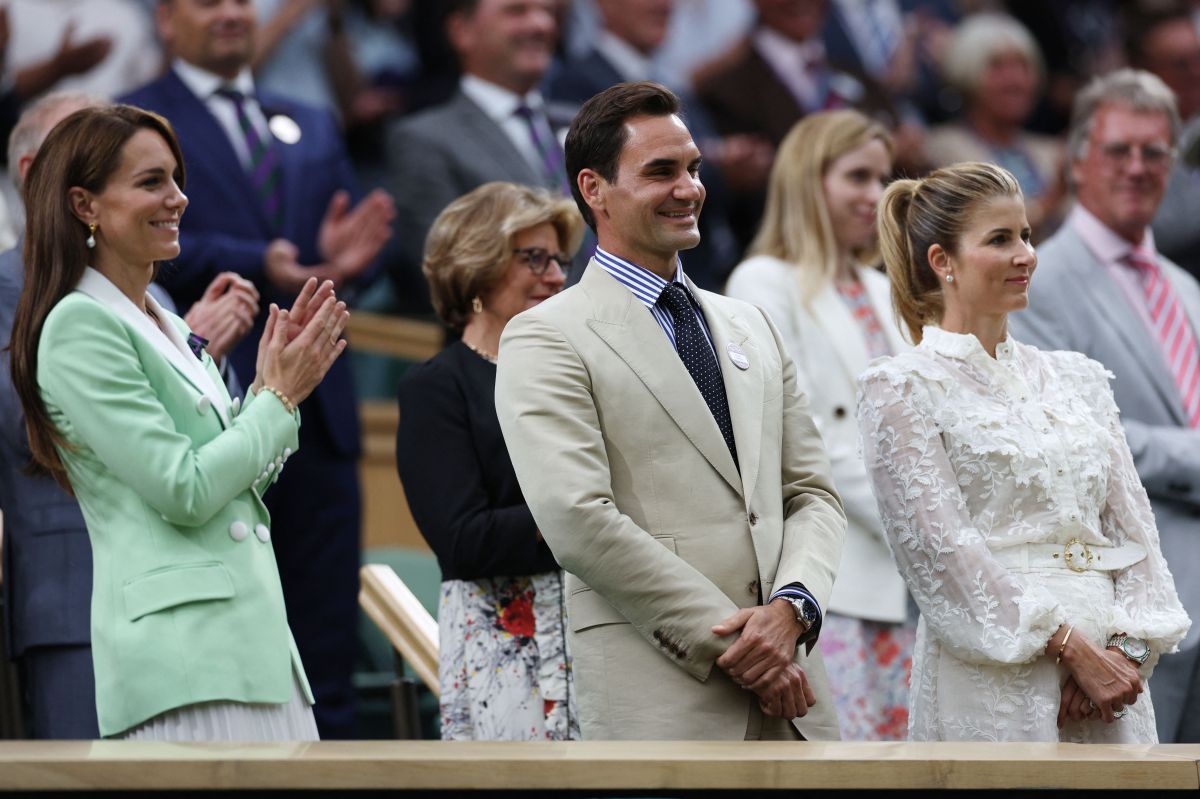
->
[800, 599, 818, 624]
[1125, 638, 1149, 658]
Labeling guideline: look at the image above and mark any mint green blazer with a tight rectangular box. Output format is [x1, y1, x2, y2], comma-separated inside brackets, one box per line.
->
[36, 269, 311, 737]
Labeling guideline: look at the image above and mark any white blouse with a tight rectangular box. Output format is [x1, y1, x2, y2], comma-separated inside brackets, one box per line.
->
[857, 326, 1189, 741]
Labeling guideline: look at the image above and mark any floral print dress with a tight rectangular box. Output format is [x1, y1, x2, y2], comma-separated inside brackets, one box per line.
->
[857, 327, 1190, 742]
[438, 571, 577, 740]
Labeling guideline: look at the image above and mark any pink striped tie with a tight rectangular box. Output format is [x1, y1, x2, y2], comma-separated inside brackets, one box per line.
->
[1129, 247, 1200, 427]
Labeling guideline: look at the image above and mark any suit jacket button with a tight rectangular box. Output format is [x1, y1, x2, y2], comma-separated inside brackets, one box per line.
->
[748, 512, 759, 526]
[195, 395, 211, 414]
[254, 523, 271, 543]
[229, 521, 249, 542]
[833, 406, 846, 419]
[230, 396, 241, 416]
[748, 580, 759, 596]
[653, 630, 663, 641]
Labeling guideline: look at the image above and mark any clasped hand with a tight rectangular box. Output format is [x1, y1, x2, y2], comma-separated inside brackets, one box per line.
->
[1055, 630, 1143, 728]
[712, 600, 816, 719]
[251, 277, 349, 405]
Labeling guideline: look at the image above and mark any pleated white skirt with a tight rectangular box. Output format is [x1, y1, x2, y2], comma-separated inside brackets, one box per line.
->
[116, 670, 318, 741]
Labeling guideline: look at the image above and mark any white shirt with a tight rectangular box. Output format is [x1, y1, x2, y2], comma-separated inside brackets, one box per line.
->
[459, 74, 556, 177]
[752, 26, 826, 111]
[594, 30, 655, 83]
[172, 59, 271, 171]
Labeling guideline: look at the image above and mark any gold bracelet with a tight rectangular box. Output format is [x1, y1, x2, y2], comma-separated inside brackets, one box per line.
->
[1056, 625, 1075, 665]
[260, 385, 296, 415]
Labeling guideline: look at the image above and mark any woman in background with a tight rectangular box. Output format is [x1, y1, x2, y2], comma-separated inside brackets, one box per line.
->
[725, 109, 913, 740]
[859, 162, 1188, 741]
[396, 181, 584, 740]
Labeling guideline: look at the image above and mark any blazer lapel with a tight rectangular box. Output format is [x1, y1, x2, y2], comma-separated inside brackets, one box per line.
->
[808, 283, 868, 388]
[693, 285, 763, 502]
[1067, 237, 1186, 422]
[75, 269, 230, 428]
[453, 93, 548, 188]
[581, 264, 743, 496]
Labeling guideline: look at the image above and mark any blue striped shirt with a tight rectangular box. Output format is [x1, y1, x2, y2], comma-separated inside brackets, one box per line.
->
[592, 248, 822, 645]
[593, 247, 716, 356]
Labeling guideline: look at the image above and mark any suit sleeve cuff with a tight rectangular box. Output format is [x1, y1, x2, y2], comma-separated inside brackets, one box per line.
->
[769, 582, 823, 653]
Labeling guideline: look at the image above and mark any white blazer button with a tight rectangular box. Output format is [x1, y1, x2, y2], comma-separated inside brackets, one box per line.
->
[266, 462, 276, 474]
[195, 396, 211, 414]
[254, 523, 271, 543]
[274, 455, 284, 468]
[283, 448, 293, 459]
[229, 520, 249, 541]
[231, 396, 242, 416]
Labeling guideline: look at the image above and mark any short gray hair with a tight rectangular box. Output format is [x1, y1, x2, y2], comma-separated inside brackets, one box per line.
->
[941, 13, 1043, 98]
[7, 91, 107, 190]
[1067, 68, 1182, 161]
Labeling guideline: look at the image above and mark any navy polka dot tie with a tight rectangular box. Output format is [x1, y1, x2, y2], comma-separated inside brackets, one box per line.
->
[659, 283, 738, 469]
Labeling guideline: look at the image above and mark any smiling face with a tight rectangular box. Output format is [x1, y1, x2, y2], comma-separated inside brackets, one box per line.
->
[935, 195, 1035, 324]
[449, 0, 557, 94]
[822, 137, 891, 256]
[158, 0, 257, 80]
[481, 221, 566, 324]
[74, 129, 188, 277]
[582, 113, 704, 278]
[1072, 102, 1173, 244]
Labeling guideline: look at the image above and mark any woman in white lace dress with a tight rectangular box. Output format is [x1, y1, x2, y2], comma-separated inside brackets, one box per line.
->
[858, 162, 1190, 742]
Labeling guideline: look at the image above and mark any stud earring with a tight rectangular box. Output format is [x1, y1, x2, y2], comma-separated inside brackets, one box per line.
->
[471, 296, 483, 314]
[86, 223, 97, 249]
[945, 274, 954, 283]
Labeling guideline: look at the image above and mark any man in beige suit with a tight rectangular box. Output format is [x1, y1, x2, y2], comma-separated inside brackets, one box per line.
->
[495, 82, 845, 740]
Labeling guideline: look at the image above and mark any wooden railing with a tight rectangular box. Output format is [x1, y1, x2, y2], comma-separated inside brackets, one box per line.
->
[357, 564, 439, 696]
[0, 741, 1198, 791]
[345, 311, 443, 363]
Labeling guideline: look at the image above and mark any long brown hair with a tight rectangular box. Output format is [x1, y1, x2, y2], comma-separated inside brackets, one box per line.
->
[10, 104, 186, 490]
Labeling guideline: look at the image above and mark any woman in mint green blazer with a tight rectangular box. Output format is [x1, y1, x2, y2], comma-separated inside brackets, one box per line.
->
[8, 105, 350, 740]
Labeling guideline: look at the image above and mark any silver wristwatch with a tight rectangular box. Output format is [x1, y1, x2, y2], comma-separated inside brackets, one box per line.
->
[1107, 633, 1150, 665]
[782, 595, 818, 634]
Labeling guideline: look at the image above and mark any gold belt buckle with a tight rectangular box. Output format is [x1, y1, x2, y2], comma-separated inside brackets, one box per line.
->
[1062, 538, 1093, 573]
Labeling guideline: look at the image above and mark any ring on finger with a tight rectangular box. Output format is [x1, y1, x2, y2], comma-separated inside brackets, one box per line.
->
[1086, 699, 1096, 712]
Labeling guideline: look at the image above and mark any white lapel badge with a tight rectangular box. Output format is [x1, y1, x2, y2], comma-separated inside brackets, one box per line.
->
[727, 342, 749, 370]
[269, 114, 302, 144]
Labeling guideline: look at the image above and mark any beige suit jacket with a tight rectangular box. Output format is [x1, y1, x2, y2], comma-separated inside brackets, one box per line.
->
[496, 261, 846, 740]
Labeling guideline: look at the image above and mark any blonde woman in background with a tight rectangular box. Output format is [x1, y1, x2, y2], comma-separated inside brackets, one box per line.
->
[858, 162, 1188, 741]
[725, 109, 913, 740]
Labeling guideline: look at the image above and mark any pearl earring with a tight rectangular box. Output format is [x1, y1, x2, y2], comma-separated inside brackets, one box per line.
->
[945, 274, 954, 283]
[471, 297, 483, 314]
[86, 223, 97, 249]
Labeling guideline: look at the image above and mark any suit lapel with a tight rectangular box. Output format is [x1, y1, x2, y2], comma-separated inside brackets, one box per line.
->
[75, 269, 230, 428]
[452, 93, 548, 188]
[582, 264, 743, 496]
[258, 92, 300, 230]
[164, 71, 271, 232]
[808, 283, 868, 388]
[693, 285, 763, 501]
[1065, 232, 1186, 422]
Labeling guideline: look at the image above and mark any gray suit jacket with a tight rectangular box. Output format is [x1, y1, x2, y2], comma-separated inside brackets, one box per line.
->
[384, 90, 573, 309]
[1009, 224, 1200, 648]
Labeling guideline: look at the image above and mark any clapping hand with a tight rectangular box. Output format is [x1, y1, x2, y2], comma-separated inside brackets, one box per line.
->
[251, 277, 341, 396]
[253, 295, 349, 408]
[184, 272, 260, 361]
[317, 189, 395, 285]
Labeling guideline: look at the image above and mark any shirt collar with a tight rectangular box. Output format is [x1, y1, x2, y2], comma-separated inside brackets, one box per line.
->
[460, 74, 545, 123]
[172, 58, 257, 102]
[921, 325, 1017, 364]
[594, 246, 688, 309]
[1067, 203, 1157, 266]
[594, 30, 655, 82]
[753, 26, 825, 70]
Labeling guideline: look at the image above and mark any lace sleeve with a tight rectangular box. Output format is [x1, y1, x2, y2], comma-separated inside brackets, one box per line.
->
[857, 364, 1067, 665]
[1092, 366, 1191, 657]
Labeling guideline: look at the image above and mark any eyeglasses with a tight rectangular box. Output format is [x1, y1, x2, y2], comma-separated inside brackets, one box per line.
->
[513, 247, 571, 277]
[1097, 141, 1177, 171]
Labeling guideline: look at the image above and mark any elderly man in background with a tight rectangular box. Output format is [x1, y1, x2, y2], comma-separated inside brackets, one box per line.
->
[1010, 68, 1200, 743]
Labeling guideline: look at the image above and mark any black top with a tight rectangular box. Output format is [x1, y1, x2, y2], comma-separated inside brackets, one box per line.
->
[396, 340, 558, 580]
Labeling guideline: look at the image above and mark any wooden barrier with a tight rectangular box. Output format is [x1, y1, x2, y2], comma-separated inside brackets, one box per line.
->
[345, 311, 443, 363]
[0, 741, 1198, 792]
[358, 564, 439, 696]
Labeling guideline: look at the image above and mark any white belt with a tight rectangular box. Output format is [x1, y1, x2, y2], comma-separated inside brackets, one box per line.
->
[992, 539, 1147, 574]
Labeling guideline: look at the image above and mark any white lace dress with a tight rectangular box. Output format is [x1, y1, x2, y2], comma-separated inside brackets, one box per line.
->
[857, 326, 1190, 742]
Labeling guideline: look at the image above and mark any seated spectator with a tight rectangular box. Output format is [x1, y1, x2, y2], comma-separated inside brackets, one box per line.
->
[925, 13, 1068, 238]
[396, 181, 583, 740]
